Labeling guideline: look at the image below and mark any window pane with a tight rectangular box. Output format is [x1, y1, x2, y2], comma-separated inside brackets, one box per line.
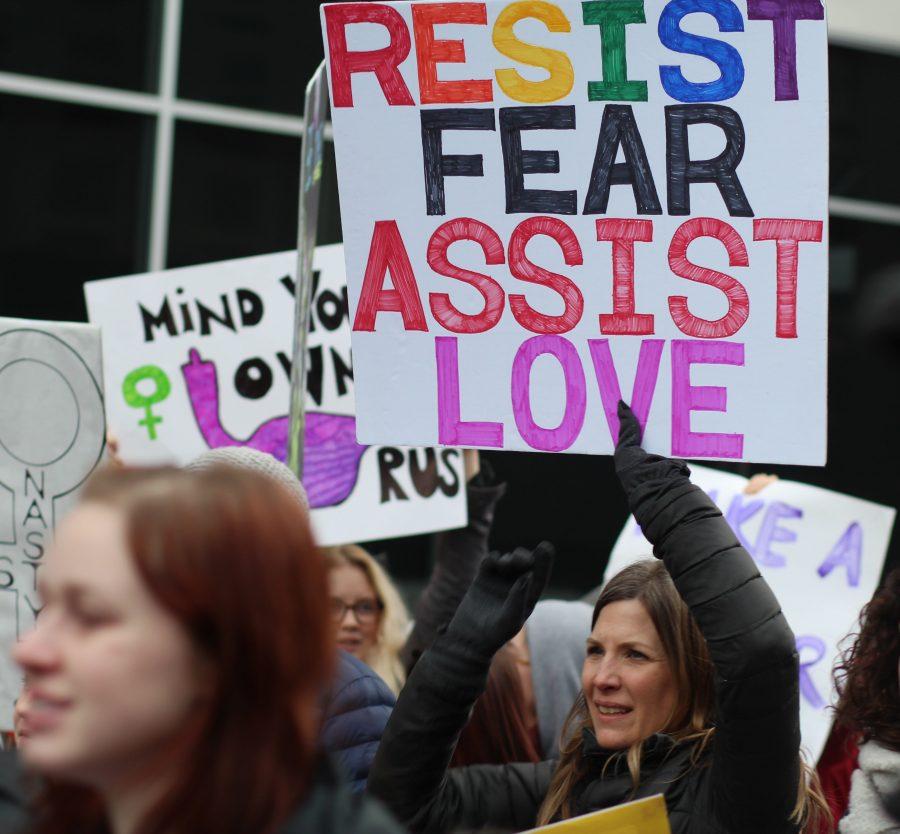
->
[0, 95, 154, 321]
[178, 0, 323, 115]
[0, 1, 162, 92]
[830, 46, 900, 205]
[166, 120, 301, 268]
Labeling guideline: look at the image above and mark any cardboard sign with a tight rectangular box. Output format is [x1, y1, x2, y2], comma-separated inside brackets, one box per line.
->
[606, 466, 895, 760]
[84, 245, 467, 546]
[522, 795, 669, 833]
[321, 0, 828, 464]
[0, 317, 106, 727]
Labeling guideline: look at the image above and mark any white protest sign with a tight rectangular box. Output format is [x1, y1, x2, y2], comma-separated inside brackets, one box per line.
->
[606, 465, 895, 760]
[84, 245, 467, 546]
[0, 317, 105, 727]
[321, 0, 828, 464]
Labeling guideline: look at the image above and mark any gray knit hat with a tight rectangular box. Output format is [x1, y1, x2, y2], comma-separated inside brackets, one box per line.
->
[185, 447, 309, 511]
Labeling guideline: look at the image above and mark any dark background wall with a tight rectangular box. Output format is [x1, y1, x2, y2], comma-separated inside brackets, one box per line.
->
[1, 2, 898, 595]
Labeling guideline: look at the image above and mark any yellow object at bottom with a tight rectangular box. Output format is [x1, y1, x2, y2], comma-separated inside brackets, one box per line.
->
[521, 794, 671, 834]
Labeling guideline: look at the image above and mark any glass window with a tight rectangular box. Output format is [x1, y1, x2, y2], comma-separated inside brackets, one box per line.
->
[0, 1, 163, 92]
[178, 0, 324, 115]
[0, 95, 154, 321]
[166, 119, 301, 268]
[830, 46, 900, 205]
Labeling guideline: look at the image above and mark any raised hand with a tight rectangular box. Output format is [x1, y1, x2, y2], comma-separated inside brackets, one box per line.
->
[447, 541, 554, 657]
[614, 401, 692, 537]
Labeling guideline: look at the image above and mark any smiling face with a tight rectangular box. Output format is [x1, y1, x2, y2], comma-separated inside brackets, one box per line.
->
[328, 563, 381, 661]
[582, 599, 677, 750]
[13, 502, 207, 789]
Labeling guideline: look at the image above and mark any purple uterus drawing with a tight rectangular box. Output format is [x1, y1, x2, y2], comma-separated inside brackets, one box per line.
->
[181, 348, 368, 509]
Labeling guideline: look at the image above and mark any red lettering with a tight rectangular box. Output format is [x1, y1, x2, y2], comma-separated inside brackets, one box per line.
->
[596, 219, 655, 336]
[508, 217, 584, 334]
[753, 218, 823, 339]
[324, 4, 415, 108]
[354, 221, 428, 332]
[668, 218, 750, 339]
[412, 3, 492, 104]
[428, 218, 505, 334]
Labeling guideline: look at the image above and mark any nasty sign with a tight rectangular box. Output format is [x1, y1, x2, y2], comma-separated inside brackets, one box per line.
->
[0, 318, 105, 727]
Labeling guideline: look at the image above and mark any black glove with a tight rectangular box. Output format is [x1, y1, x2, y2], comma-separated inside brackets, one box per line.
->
[614, 400, 692, 534]
[445, 541, 554, 659]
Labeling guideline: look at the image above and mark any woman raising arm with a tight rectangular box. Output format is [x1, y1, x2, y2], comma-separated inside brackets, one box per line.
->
[368, 402, 825, 833]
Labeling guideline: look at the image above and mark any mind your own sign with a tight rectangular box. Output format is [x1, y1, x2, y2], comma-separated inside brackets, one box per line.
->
[321, 0, 828, 464]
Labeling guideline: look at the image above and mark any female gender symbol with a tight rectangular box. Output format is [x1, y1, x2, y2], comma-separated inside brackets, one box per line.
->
[122, 365, 171, 440]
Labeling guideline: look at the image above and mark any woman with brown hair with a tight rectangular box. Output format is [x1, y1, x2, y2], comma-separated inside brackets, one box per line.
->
[13, 466, 401, 834]
[369, 402, 828, 833]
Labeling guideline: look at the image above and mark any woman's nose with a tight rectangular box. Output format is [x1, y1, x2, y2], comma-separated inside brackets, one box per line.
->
[13, 621, 60, 673]
[340, 608, 362, 627]
[591, 659, 622, 691]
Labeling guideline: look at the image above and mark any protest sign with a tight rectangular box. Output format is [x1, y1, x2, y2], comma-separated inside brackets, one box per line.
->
[321, 0, 828, 464]
[606, 466, 895, 760]
[0, 317, 105, 727]
[521, 794, 669, 833]
[84, 245, 467, 547]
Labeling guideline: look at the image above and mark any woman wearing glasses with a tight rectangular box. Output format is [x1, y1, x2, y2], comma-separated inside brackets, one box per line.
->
[326, 546, 410, 695]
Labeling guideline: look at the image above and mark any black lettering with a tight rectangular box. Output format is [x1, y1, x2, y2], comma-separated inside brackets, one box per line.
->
[237, 289, 264, 327]
[24, 530, 44, 560]
[409, 449, 439, 498]
[500, 105, 577, 215]
[20, 560, 39, 591]
[330, 348, 353, 397]
[197, 295, 236, 336]
[421, 108, 496, 215]
[378, 448, 409, 502]
[24, 469, 44, 499]
[438, 449, 461, 496]
[178, 302, 195, 332]
[234, 358, 273, 399]
[306, 345, 323, 406]
[140, 298, 177, 342]
[276, 351, 292, 381]
[0, 557, 12, 589]
[584, 105, 662, 215]
[279, 274, 296, 296]
[23, 499, 47, 529]
[666, 104, 753, 217]
[317, 289, 348, 331]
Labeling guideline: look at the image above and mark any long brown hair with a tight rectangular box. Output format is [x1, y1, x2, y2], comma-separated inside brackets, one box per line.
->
[452, 643, 541, 767]
[536, 560, 715, 826]
[833, 566, 900, 751]
[536, 560, 829, 832]
[29, 465, 334, 834]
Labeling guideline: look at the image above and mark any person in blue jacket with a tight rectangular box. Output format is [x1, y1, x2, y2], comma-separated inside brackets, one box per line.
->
[322, 650, 395, 793]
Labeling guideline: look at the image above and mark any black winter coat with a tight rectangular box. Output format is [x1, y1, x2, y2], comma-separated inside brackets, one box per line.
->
[369, 475, 802, 834]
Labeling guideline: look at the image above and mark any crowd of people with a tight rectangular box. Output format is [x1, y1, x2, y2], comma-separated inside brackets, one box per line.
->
[0, 403, 896, 834]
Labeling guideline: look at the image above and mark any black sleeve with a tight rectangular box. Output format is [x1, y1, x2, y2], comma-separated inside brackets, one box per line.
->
[401, 475, 506, 673]
[369, 628, 553, 833]
[638, 480, 801, 833]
